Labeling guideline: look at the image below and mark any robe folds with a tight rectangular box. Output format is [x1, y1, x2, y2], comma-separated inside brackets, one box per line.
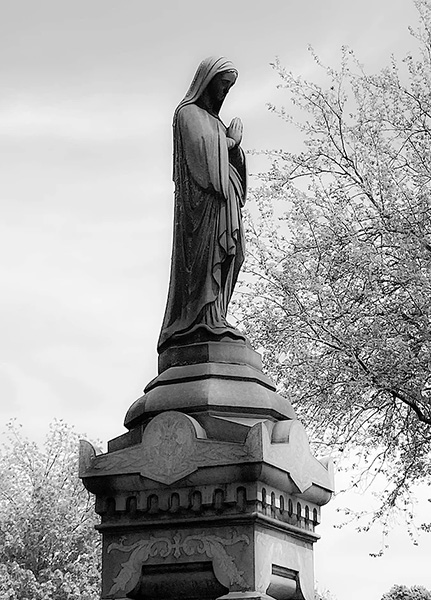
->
[157, 102, 247, 351]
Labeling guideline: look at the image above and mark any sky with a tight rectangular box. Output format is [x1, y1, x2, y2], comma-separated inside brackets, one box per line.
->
[1, 1, 430, 598]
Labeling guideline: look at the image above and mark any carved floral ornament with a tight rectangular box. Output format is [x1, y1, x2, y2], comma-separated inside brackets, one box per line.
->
[106, 530, 250, 596]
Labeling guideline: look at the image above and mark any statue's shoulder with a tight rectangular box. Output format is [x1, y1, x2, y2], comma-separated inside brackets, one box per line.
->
[177, 103, 203, 121]
[176, 104, 212, 138]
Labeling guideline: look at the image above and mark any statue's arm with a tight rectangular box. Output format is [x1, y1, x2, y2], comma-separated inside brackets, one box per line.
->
[177, 105, 229, 197]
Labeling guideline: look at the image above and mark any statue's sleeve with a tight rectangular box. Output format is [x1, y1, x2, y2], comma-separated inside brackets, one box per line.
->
[177, 104, 230, 199]
[229, 145, 247, 207]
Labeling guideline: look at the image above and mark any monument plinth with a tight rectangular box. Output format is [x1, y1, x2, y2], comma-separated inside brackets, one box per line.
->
[125, 339, 296, 432]
[80, 56, 334, 600]
[80, 389, 333, 600]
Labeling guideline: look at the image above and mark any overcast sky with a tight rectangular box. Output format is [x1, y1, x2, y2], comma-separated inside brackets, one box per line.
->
[1, 1, 430, 599]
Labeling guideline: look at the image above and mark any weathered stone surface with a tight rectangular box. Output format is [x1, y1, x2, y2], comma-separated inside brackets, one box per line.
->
[81, 408, 334, 600]
[102, 528, 250, 598]
[81, 339, 333, 600]
[81, 411, 333, 503]
[124, 340, 296, 430]
[158, 340, 263, 373]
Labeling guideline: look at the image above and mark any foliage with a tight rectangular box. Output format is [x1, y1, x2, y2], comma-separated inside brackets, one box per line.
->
[234, 0, 431, 537]
[315, 587, 337, 600]
[381, 584, 431, 599]
[0, 419, 101, 599]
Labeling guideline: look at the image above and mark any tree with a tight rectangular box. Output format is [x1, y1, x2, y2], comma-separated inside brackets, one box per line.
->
[233, 0, 431, 537]
[315, 587, 337, 600]
[0, 420, 101, 599]
[381, 584, 431, 599]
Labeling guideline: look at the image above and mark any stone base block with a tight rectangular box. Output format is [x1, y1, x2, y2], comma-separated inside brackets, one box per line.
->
[81, 339, 334, 600]
[97, 520, 314, 599]
[81, 407, 334, 600]
[124, 341, 297, 430]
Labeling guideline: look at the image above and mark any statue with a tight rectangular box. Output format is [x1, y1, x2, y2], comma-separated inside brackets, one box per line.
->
[158, 56, 247, 352]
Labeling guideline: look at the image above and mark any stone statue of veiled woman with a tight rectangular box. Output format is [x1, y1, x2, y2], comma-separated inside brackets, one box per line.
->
[158, 56, 247, 352]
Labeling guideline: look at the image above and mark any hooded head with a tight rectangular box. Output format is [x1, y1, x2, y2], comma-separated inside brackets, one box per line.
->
[174, 56, 238, 124]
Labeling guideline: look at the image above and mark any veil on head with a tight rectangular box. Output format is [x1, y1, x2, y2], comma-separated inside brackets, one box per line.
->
[173, 56, 238, 125]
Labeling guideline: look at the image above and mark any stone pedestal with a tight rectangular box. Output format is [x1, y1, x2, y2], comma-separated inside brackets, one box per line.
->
[80, 339, 334, 600]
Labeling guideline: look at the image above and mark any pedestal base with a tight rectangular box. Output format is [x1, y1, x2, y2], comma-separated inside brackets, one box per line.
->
[124, 340, 296, 430]
[80, 340, 334, 600]
[81, 415, 333, 600]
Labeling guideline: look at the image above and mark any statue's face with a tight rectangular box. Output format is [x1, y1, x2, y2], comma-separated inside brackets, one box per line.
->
[207, 71, 237, 105]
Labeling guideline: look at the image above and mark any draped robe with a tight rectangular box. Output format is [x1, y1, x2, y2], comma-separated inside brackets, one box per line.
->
[157, 100, 247, 351]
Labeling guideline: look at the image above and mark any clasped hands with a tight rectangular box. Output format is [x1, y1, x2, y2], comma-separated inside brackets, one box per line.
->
[226, 117, 243, 150]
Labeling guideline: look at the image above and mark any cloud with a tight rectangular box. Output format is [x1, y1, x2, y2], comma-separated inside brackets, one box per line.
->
[0, 95, 168, 142]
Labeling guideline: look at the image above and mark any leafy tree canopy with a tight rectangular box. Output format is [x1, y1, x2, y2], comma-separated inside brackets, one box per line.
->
[234, 0, 431, 538]
[381, 584, 431, 600]
[0, 420, 100, 600]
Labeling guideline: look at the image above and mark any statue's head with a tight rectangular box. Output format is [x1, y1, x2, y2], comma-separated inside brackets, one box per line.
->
[174, 57, 238, 121]
[205, 70, 237, 107]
